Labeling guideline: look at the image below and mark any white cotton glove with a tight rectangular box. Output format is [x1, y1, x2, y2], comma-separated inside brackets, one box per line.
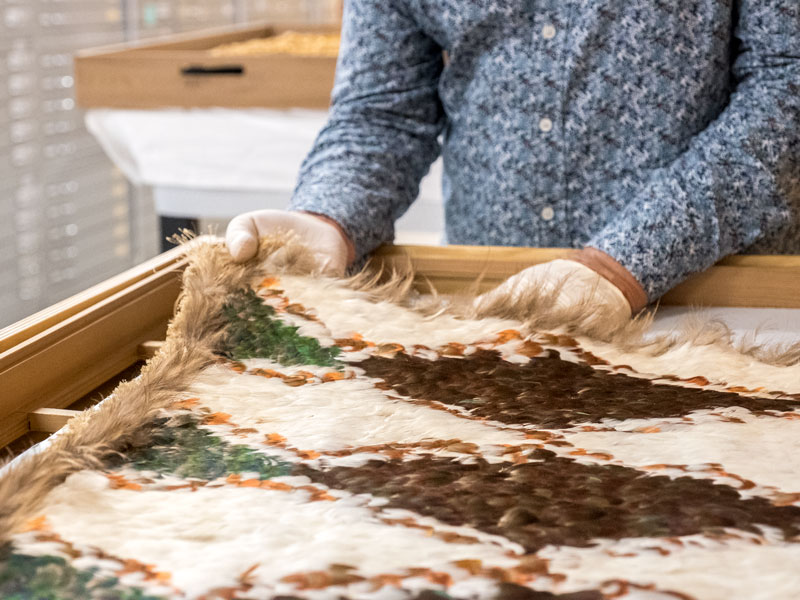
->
[474, 259, 632, 324]
[225, 209, 350, 276]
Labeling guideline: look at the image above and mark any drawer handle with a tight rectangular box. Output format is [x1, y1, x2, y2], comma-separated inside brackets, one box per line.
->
[180, 65, 245, 76]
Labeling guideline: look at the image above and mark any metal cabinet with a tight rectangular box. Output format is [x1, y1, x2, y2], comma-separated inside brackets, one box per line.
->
[1, 0, 129, 325]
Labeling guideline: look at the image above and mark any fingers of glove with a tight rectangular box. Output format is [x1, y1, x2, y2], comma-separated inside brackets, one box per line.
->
[545, 260, 631, 317]
[475, 261, 560, 308]
[226, 210, 349, 275]
[474, 260, 630, 320]
[226, 209, 324, 262]
[225, 213, 260, 262]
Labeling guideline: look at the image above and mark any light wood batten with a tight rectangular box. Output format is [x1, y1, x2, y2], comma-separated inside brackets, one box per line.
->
[370, 245, 800, 308]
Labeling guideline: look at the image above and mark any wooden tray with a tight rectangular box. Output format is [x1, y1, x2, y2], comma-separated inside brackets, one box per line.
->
[372, 245, 800, 308]
[0, 246, 186, 451]
[74, 23, 339, 109]
[2, 244, 799, 452]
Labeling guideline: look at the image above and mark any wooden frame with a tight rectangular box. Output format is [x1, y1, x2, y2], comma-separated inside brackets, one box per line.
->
[371, 246, 800, 308]
[2, 243, 799, 452]
[0, 246, 186, 450]
[74, 23, 339, 110]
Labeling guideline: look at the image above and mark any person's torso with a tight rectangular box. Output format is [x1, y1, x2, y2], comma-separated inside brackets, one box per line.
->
[403, 0, 735, 247]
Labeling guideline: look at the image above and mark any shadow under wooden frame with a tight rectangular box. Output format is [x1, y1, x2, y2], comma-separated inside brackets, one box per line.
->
[1, 243, 799, 452]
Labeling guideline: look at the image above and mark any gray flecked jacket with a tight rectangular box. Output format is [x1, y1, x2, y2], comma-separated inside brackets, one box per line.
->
[289, 0, 800, 300]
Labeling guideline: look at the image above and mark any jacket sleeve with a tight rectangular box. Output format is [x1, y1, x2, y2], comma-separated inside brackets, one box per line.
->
[289, 0, 444, 260]
[587, 0, 800, 301]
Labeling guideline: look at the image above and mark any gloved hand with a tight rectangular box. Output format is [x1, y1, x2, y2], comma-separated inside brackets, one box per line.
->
[473, 259, 633, 326]
[225, 209, 353, 276]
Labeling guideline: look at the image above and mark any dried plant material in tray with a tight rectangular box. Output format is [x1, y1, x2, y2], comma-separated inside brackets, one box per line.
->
[210, 31, 340, 57]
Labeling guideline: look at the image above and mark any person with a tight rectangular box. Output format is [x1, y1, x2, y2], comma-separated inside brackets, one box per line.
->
[226, 0, 799, 324]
